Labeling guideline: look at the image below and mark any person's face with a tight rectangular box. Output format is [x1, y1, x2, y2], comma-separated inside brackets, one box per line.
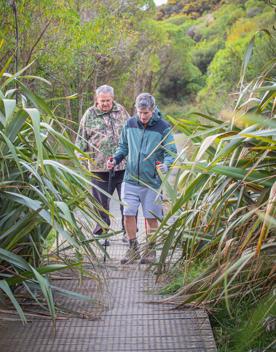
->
[96, 93, 114, 112]
[137, 108, 153, 126]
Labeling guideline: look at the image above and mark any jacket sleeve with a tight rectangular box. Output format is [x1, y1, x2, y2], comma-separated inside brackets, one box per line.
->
[162, 127, 177, 167]
[75, 113, 88, 153]
[113, 123, 129, 165]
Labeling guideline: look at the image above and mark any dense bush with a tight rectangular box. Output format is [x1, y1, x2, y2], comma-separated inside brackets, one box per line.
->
[155, 34, 276, 351]
[0, 60, 104, 322]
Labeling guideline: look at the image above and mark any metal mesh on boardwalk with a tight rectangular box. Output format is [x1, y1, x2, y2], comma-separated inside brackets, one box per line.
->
[0, 198, 217, 351]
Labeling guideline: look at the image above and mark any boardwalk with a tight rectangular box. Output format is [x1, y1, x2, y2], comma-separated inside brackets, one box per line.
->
[0, 197, 217, 352]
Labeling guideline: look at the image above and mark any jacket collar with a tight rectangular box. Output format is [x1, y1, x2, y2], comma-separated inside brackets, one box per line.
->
[136, 107, 162, 127]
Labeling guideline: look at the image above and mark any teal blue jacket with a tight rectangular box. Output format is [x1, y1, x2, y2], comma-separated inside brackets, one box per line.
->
[113, 109, 177, 189]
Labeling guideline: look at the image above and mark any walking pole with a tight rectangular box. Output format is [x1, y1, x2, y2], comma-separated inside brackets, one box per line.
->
[104, 157, 115, 263]
[108, 157, 115, 193]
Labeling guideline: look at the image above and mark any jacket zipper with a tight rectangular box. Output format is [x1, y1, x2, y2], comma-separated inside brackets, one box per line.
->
[109, 114, 116, 171]
[137, 126, 146, 184]
[109, 114, 116, 139]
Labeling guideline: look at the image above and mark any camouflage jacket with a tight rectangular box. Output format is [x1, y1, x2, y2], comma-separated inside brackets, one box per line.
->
[75, 101, 129, 172]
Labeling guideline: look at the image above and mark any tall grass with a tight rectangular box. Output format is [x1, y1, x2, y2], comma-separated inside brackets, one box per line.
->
[155, 32, 276, 350]
[0, 51, 104, 323]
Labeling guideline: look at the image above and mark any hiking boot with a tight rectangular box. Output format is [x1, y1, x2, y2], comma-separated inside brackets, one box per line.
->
[140, 248, 156, 264]
[121, 240, 140, 264]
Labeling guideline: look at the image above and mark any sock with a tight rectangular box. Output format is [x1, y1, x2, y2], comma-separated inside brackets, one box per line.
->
[129, 238, 138, 248]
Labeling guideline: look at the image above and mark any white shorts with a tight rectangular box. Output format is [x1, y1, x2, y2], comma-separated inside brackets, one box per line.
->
[121, 182, 163, 219]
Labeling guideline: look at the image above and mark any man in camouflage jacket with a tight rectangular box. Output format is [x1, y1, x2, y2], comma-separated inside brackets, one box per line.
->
[75, 85, 129, 241]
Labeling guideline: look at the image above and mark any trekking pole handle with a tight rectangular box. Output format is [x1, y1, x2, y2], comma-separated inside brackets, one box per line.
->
[156, 161, 168, 173]
[156, 161, 161, 169]
[107, 156, 114, 168]
[108, 156, 115, 175]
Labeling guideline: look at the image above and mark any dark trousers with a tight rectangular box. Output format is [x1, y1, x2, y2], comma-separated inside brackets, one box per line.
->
[92, 170, 125, 235]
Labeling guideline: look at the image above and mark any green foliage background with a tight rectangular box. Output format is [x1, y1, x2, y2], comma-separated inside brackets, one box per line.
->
[0, 0, 275, 349]
[1, 0, 275, 124]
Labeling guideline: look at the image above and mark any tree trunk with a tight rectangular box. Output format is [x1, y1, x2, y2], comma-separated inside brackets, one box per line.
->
[78, 93, 84, 122]
[64, 86, 74, 138]
[10, 0, 19, 72]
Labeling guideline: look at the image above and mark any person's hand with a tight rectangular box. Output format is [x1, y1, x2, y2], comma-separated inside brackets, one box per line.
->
[156, 163, 168, 173]
[107, 157, 116, 169]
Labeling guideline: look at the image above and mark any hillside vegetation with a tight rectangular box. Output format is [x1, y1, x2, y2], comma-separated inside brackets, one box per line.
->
[156, 0, 275, 116]
[1, 1, 275, 121]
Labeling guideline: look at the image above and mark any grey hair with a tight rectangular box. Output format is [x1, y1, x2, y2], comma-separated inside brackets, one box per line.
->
[96, 85, 114, 96]
[135, 93, 155, 110]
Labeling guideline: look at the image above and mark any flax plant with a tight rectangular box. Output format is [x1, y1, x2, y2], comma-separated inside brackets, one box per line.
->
[154, 32, 276, 349]
[0, 53, 105, 323]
